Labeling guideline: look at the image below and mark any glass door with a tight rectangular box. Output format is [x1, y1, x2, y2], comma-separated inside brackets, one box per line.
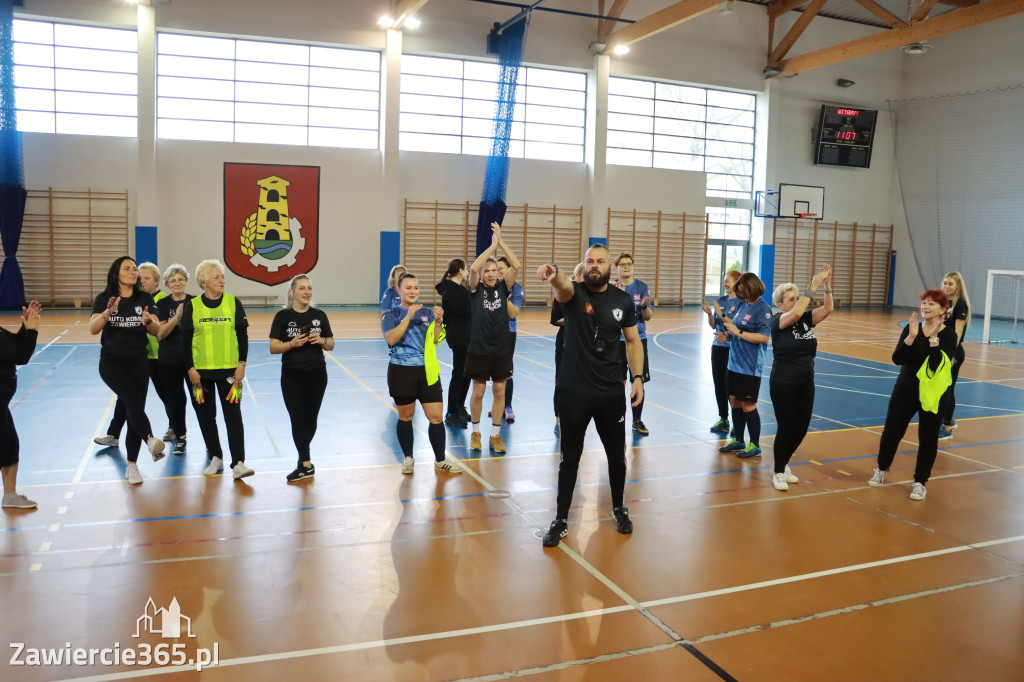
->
[705, 240, 747, 297]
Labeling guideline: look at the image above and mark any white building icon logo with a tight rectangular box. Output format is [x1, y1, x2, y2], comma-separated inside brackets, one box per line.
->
[134, 597, 196, 639]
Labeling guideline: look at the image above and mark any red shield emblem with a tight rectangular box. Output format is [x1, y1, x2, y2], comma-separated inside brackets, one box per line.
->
[224, 163, 320, 286]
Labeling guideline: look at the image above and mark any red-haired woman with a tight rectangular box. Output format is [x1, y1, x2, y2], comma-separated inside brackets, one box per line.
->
[868, 289, 958, 501]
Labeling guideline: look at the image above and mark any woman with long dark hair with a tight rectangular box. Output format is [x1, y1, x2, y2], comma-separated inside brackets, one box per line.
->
[382, 272, 462, 475]
[938, 271, 971, 440]
[182, 259, 253, 480]
[869, 289, 957, 501]
[89, 256, 166, 484]
[435, 258, 471, 428]
[155, 263, 194, 456]
[270, 274, 334, 482]
[1, 300, 42, 508]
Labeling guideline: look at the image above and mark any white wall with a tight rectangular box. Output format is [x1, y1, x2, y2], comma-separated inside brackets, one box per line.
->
[14, 1, 1021, 305]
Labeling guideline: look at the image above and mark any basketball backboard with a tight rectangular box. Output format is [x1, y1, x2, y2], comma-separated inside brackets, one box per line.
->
[778, 183, 824, 219]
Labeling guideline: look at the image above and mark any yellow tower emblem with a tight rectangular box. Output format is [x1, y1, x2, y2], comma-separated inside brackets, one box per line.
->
[240, 176, 299, 267]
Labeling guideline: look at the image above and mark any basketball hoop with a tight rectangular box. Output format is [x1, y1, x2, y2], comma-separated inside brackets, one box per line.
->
[798, 213, 818, 220]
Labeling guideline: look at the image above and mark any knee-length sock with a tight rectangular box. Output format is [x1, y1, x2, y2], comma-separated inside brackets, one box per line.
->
[396, 420, 414, 458]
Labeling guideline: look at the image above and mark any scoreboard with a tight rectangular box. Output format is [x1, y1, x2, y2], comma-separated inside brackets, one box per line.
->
[814, 105, 877, 168]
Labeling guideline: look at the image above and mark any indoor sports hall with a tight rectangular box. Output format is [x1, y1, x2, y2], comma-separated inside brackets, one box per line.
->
[1, 1, 1023, 681]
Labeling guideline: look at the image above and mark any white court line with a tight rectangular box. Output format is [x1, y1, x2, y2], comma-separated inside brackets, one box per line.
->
[56, 533, 1024, 681]
[31, 327, 70, 358]
[71, 395, 117, 485]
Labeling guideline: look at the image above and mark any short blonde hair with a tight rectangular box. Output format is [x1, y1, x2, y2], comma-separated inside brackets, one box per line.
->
[387, 264, 407, 289]
[162, 263, 189, 287]
[772, 282, 799, 306]
[195, 259, 225, 291]
[137, 262, 160, 284]
[572, 263, 585, 281]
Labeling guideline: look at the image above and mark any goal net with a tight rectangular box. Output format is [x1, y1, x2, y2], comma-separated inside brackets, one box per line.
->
[982, 270, 1024, 344]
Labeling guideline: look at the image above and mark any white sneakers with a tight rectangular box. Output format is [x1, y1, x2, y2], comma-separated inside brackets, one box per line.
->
[232, 462, 254, 479]
[401, 457, 414, 474]
[147, 436, 165, 462]
[1, 492, 37, 508]
[784, 465, 799, 483]
[434, 459, 463, 474]
[909, 482, 927, 501]
[868, 468, 887, 487]
[125, 462, 143, 485]
[772, 472, 789, 491]
[203, 456, 223, 476]
[868, 468, 927, 500]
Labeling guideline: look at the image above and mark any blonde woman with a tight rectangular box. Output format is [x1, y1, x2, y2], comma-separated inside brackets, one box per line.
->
[380, 264, 407, 313]
[180, 260, 253, 479]
[269, 274, 334, 482]
[155, 263, 194, 456]
[938, 272, 970, 439]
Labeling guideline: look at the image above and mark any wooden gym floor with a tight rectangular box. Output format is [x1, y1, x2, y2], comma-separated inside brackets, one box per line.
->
[1, 306, 1022, 681]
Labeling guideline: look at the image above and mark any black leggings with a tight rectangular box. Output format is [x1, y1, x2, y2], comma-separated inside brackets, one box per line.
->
[939, 345, 965, 425]
[99, 355, 153, 463]
[711, 345, 730, 421]
[769, 375, 815, 473]
[877, 379, 944, 484]
[158, 361, 191, 438]
[553, 327, 565, 416]
[107, 359, 170, 437]
[554, 388, 627, 518]
[0, 379, 19, 467]
[281, 364, 328, 466]
[191, 374, 245, 466]
[447, 344, 470, 415]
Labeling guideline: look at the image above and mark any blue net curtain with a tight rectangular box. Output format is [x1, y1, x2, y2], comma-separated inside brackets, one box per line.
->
[0, 0, 25, 310]
[476, 16, 529, 255]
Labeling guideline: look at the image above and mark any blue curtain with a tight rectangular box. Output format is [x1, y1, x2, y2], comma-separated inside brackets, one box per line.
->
[476, 16, 529, 255]
[0, 0, 24, 310]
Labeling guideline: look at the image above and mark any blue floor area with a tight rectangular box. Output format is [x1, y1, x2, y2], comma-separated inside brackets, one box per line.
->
[9, 332, 1024, 488]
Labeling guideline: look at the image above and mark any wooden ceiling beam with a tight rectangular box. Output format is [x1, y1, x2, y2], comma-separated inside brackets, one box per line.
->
[910, 0, 942, 22]
[599, 0, 631, 40]
[938, 0, 978, 6]
[768, 0, 829, 65]
[773, 0, 1024, 77]
[768, 0, 811, 20]
[606, 0, 721, 49]
[390, 0, 431, 27]
[852, 0, 908, 28]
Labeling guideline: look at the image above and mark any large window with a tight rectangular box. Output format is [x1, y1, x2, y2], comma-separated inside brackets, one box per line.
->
[13, 20, 138, 137]
[607, 78, 756, 240]
[400, 55, 586, 162]
[156, 33, 380, 149]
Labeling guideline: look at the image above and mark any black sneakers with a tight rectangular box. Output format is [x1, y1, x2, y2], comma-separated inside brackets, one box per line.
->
[173, 436, 186, 455]
[632, 420, 650, 436]
[542, 518, 568, 547]
[612, 506, 633, 534]
[286, 463, 315, 482]
[445, 412, 468, 428]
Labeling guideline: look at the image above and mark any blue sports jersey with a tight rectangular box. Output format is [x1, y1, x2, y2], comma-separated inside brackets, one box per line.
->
[381, 306, 435, 365]
[379, 287, 402, 313]
[507, 282, 525, 333]
[712, 295, 742, 348]
[618, 279, 651, 340]
[727, 299, 772, 377]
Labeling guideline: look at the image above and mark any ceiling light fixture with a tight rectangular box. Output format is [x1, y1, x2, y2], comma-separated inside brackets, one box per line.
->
[837, 78, 855, 88]
[404, 16, 421, 29]
[900, 42, 932, 55]
[377, 15, 395, 28]
[612, 44, 630, 56]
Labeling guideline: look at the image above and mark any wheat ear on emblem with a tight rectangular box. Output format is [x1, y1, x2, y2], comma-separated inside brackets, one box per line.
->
[240, 212, 257, 257]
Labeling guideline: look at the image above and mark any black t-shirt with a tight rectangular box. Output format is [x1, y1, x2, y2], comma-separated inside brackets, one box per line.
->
[944, 299, 969, 346]
[770, 310, 817, 381]
[892, 324, 958, 382]
[92, 290, 157, 358]
[436, 279, 471, 349]
[557, 282, 638, 395]
[155, 294, 194, 365]
[468, 280, 512, 355]
[550, 300, 564, 327]
[269, 307, 334, 368]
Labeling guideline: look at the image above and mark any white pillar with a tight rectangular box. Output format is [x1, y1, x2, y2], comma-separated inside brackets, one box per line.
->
[585, 53, 610, 245]
[381, 28, 402, 229]
[135, 5, 157, 228]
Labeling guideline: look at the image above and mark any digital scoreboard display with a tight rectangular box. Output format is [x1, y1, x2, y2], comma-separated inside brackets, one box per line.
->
[814, 105, 877, 168]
